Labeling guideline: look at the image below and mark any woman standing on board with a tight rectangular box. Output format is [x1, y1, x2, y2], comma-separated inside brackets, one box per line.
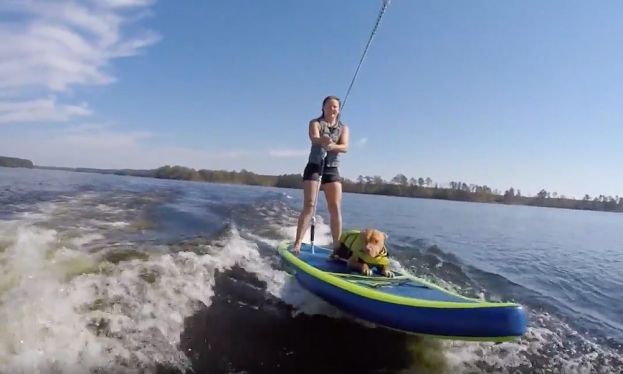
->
[292, 96, 349, 254]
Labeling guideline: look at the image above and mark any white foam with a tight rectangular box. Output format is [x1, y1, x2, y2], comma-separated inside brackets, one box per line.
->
[239, 222, 346, 321]
[442, 312, 623, 373]
[0, 217, 343, 373]
[3, 195, 621, 374]
[274, 276, 346, 318]
[278, 215, 333, 247]
[14, 211, 48, 222]
[0, 220, 190, 372]
[68, 233, 104, 248]
[224, 226, 344, 318]
[95, 204, 125, 214]
[0, 223, 111, 373]
[85, 219, 130, 229]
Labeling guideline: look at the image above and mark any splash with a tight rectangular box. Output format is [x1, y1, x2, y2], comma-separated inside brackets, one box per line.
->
[0, 206, 301, 373]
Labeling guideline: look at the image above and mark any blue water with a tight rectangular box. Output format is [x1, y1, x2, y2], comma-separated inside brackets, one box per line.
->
[1, 167, 621, 373]
[334, 193, 623, 340]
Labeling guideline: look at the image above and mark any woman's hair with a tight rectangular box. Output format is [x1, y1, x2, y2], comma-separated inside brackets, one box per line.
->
[320, 96, 341, 118]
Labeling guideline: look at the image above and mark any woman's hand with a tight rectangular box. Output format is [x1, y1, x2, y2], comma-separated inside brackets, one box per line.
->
[324, 142, 336, 151]
[320, 135, 333, 147]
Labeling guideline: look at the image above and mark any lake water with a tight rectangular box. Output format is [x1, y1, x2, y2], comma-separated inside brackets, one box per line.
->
[0, 167, 621, 373]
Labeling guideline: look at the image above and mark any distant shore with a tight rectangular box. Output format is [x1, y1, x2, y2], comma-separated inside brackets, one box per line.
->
[0, 156, 34, 168]
[2, 154, 619, 213]
[16, 162, 619, 214]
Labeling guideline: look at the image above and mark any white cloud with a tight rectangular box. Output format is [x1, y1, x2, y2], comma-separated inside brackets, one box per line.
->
[0, 2, 258, 172]
[58, 128, 152, 149]
[94, 0, 156, 9]
[268, 149, 308, 158]
[0, 97, 91, 123]
[0, 125, 253, 170]
[0, 0, 159, 123]
[356, 137, 368, 146]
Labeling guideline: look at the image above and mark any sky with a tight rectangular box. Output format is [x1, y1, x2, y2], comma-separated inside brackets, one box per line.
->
[1, 0, 621, 199]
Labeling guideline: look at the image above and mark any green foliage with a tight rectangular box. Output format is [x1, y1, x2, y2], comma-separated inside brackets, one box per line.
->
[25, 162, 623, 214]
[0, 156, 34, 168]
[154, 165, 301, 188]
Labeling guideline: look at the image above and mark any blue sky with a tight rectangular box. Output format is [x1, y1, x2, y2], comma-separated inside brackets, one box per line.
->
[1, 0, 621, 198]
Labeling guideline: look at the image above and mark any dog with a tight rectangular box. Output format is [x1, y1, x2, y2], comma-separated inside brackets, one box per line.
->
[331, 228, 393, 277]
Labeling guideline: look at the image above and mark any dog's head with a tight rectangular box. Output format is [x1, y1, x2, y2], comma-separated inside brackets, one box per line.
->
[359, 228, 386, 258]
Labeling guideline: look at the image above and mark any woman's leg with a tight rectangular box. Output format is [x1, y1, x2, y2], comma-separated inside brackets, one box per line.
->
[293, 179, 320, 253]
[323, 181, 342, 250]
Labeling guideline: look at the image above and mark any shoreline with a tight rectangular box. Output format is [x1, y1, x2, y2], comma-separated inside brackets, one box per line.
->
[3, 163, 616, 214]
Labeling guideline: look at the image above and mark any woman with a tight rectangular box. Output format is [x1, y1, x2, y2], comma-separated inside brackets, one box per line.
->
[292, 96, 349, 254]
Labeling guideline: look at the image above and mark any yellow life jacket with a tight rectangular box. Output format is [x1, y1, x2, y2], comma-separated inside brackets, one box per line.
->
[339, 230, 389, 266]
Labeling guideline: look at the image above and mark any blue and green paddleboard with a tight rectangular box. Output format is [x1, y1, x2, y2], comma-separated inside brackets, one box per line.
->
[278, 241, 527, 342]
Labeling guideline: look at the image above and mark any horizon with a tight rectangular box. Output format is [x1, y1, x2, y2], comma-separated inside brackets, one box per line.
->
[2, 159, 611, 200]
[1, 1, 621, 199]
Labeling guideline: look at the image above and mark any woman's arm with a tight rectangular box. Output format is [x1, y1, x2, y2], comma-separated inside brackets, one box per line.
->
[326, 125, 349, 153]
[308, 120, 332, 146]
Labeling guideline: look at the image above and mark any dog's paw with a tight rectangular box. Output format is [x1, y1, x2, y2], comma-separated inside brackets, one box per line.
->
[361, 264, 373, 276]
[384, 270, 395, 278]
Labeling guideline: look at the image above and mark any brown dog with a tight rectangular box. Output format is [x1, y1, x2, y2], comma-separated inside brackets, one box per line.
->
[332, 229, 393, 277]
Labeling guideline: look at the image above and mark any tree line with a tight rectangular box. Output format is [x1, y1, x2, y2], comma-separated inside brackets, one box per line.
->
[143, 166, 622, 213]
[10, 159, 620, 213]
[0, 156, 34, 168]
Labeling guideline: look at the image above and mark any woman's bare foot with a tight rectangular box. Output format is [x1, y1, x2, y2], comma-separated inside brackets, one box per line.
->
[292, 241, 302, 254]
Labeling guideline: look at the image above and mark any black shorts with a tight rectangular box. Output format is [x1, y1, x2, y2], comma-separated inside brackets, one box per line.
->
[302, 162, 341, 184]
